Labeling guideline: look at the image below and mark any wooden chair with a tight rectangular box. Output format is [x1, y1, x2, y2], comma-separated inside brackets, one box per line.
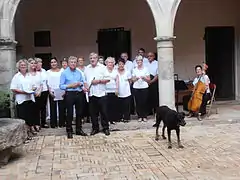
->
[207, 83, 218, 117]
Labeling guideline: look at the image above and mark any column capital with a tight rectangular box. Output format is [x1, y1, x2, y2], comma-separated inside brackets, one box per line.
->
[0, 38, 17, 50]
[154, 36, 176, 42]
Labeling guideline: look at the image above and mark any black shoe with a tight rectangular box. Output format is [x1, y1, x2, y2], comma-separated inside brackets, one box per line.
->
[76, 129, 88, 136]
[90, 129, 99, 136]
[103, 129, 110, 136]
[67, 132, 73, 139]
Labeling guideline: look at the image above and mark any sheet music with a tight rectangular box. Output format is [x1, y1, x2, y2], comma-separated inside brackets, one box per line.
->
[21, 83, 35, 94]
[53, 89, 65, 101]
[85, 92, 89, 102]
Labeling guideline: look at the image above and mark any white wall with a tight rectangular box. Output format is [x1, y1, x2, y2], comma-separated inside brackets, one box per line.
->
[15, 0, 239, 80]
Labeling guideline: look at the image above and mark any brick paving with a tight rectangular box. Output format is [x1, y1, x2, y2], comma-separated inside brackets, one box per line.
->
[1, 123, 240, 180]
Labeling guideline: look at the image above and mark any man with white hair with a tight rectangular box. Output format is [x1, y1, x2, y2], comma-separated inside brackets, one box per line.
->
[60, 56, 87, 139]
[84, 52, 110, 136]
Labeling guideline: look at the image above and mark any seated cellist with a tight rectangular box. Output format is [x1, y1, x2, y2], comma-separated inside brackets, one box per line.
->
[187, 64, 211, 120]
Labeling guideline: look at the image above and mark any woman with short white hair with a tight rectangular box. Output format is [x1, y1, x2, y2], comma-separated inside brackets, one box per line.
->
[104, 57, 119, 124]
[10, 59, 36, 139]
[132, 55, 150, 122]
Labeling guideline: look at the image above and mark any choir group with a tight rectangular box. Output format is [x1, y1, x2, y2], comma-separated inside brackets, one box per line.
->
[10, 48, 159, 139]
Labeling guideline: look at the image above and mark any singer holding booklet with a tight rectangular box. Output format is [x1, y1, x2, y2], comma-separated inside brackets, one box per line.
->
[59, 56, 87, 139]
[84, 52, 110, 136]
[47, 58, 66, 128]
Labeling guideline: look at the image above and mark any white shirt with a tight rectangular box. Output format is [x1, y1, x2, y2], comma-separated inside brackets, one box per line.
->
[115, 60, 134, 73]
[10, 72, 35, 104]
[133, 57, 149, 68]
[60, 68, 66, 73]
[147, 60, 158, 76]
[104, 69, 118, 93]
[76, 67, 87, 83]
[193, 74, 211, 93]
[118, 70, 132, 98]
[47, 70, 62, 91]
[132, 67, 150, 89]
[39, 68, 48, 91]
[84, 64, 106, 97]
[29, 71, 42, 94]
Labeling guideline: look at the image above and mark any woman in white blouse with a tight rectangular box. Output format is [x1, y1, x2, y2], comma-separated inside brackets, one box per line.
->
[47, 58, 66, 128]
[28, 58, 42, 132]
[104, 57, 119, 124]
[117, 58, 132, 122]
[10, 59, 36, 138]
[36, 58, 49, 128]
[132, 55, 150, 122]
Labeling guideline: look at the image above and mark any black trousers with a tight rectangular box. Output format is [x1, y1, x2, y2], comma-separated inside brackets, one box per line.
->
[118, 96, 131, 120]
[199, 93, 211, 115]
[106, 93, 119, 122]
[49, 95, 66, 127]
[130, 85, 135, 115]
[65, 91, 84, 132]
[134, 88, 148, 118]
[148, 77, 159, 113]
[33, 97, 41, 126]
[89, 96, 109, 131]
[39, 91, 48, 125]
[16, 100, 34, 126]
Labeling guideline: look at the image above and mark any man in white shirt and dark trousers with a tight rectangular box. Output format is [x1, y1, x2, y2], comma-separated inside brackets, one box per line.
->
[146, 52, 159, 115]
[85, 53, 110, 136]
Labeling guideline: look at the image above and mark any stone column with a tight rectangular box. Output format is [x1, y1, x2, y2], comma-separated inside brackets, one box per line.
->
[155, 36, 176, 109]
[0, 38, 17, 117]
[0, 38, 17, 89]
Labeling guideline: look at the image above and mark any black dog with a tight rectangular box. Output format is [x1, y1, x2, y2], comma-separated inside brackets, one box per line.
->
[155, 106, 186, 149]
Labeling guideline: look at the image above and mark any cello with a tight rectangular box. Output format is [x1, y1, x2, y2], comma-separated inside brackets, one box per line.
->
[187, 78, 206, 112]
[188, 63, 208, 113]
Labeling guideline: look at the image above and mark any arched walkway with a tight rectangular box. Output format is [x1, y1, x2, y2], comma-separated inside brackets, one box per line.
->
[0, 0, 182, 110]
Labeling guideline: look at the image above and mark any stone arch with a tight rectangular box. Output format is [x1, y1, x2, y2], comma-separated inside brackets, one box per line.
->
[6, 0, 182, 36]
[0, 0, 182, 109]
[146, 0, 181, 36]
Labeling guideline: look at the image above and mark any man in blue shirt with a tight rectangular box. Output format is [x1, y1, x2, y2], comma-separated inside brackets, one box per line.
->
[60, 56, 87, 138]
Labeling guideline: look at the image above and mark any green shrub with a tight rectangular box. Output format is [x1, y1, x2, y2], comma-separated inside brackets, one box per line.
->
[0, 91, 10, 110]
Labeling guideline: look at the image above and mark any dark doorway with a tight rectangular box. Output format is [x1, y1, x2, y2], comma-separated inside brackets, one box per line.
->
[35, 53, 52, 70]
[97, 27, 131, 61]
[205, 26, 235, 100]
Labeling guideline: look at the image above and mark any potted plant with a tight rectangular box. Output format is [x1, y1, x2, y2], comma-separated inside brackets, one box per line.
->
[0, 91, 11, 118]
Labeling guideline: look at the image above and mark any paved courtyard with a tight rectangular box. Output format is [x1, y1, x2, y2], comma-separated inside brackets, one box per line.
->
[1, 122, 240, 180]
